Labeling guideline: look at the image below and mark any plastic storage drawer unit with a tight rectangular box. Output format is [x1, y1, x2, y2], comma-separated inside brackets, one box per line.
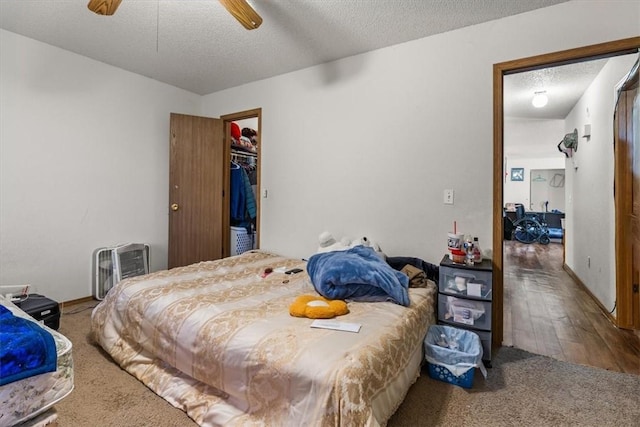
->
[438, 255, 494, 363]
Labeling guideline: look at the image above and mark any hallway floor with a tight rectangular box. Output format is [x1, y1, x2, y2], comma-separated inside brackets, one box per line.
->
[502, 240, 640, 375]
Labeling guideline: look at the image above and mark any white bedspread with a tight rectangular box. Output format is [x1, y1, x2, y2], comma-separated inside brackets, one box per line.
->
[91, 251, 436, 426]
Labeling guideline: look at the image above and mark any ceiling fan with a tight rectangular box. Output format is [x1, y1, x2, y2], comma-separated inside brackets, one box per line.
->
[87, 0, 263, 30]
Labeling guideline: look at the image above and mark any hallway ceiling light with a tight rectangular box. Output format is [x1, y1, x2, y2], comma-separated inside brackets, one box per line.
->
[532, 91, 548, 108]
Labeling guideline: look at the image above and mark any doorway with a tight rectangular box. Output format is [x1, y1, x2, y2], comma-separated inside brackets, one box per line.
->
[222, 108, 262, 258]
[492, 37, 640, 351]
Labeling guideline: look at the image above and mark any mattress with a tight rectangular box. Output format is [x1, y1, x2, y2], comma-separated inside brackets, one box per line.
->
[91, 250, 437, 426]
[0, 296, 74, 427]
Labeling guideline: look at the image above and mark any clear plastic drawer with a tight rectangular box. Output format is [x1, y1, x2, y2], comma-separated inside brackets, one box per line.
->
[438, 294, 492, 330]
[439, 264, 493, 300]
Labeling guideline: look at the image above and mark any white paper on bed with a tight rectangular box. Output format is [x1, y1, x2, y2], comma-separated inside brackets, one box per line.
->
[91, 251, 436, 426]
[310, 319, 361, 332]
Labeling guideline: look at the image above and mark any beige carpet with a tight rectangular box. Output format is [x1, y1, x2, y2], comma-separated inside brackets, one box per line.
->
[55, 302, 639, 427]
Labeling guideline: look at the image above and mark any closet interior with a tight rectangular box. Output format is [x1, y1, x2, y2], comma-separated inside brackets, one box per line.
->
[229, 119, 259, 255]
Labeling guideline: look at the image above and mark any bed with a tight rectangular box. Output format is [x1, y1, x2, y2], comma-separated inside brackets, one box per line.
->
[0, 295, 74, 427]
[91, 249, 437, 426]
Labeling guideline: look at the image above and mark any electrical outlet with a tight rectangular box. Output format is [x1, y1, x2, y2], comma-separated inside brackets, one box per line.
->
[444, 189, 454, 205]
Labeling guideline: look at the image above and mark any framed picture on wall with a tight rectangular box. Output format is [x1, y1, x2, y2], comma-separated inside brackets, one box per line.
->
[510, 167, 524, 181]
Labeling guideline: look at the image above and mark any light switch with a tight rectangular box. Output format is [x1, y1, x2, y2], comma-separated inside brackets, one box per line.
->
[444, 189, 454, 205]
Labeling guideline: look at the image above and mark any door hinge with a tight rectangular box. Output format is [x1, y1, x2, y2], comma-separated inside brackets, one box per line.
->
[633, 283, 639, 293]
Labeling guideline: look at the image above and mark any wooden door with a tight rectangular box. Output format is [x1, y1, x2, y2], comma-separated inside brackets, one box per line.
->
[614, 59, 639, 329]
[629, 69, 639, 329]
[168, 113, 225, 268]
[634, 82, 639, 330]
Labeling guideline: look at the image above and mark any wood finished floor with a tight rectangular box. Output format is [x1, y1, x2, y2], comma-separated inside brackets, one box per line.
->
[502, 240, 640, 375]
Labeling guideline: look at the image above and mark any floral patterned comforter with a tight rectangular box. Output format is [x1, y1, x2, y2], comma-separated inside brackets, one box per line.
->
[92, 251, 436, 426]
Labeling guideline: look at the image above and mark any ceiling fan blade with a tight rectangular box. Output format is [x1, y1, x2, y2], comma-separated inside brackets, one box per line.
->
[219, 0, 263, 30]
[87, 0, 123, 16]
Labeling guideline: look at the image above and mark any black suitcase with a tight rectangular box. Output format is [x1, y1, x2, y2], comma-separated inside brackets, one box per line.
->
[15, 294, 61, 330]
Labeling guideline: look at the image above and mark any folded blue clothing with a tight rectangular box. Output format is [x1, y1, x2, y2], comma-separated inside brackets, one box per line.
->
[0, 305, 57, 386]
[307, 245, 410, 306]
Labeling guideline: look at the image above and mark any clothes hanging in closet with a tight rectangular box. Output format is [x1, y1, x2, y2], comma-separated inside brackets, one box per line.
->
[230, 162, 257, 231]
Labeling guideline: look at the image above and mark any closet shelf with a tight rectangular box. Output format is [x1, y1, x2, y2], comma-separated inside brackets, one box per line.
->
[231, 145, 257, 156]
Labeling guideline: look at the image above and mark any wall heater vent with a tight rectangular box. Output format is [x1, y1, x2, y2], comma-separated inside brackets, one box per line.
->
[92, 243, 150, 300]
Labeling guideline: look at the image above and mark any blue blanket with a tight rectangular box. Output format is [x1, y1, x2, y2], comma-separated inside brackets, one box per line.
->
[0, 305, 57, 386]
[307, 246, 410, 306]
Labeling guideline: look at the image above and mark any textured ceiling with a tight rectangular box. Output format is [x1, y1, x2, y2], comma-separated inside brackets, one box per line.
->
[504, 59, 610, 120]
[503, 53, 639, 159]
[0, 0, 569, 95]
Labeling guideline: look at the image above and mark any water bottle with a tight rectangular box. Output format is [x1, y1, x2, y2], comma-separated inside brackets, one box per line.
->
[464, 237, 475, 265]
[472, 237, 482, 263]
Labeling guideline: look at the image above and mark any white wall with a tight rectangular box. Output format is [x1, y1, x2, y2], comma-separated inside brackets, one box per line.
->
[529, 169, 565, 213]
[0, 29, 202, 302]
[504, 157, 566, 210]
[564, 53, 639, 313]
[202, 1, 640, 265]
[504, 117, 566, 208]
[504, 118, 567, 159]
[1, 1, 638, 302]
